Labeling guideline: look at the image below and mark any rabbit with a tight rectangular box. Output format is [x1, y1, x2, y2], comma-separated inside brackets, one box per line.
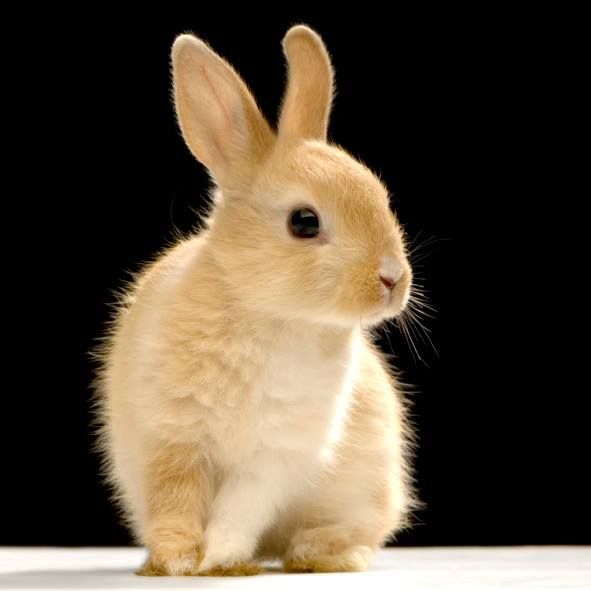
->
[96, 24, 418, 577]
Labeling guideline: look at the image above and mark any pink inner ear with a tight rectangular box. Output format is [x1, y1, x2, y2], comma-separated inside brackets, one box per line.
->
[198, 63, 234, 134]
[209, 104, 250, 168]
[198, 62, 250, 168]
[197, 64, 233, 166]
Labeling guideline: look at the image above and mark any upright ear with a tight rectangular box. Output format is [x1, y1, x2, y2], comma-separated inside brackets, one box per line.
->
[278, 25, 334, 141]
[172, 35, 274, 186]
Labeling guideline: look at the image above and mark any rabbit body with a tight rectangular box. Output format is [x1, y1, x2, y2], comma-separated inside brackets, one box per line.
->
[98, 25, 416, 576]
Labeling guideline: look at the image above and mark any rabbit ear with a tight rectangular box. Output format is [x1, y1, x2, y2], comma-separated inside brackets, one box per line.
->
[172, 35, 274, 186]
[278, 25, 334, 141]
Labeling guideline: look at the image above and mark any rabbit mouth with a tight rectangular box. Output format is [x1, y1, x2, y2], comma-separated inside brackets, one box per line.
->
[362, 300, 405, 327]
[369, 284, 411, 324]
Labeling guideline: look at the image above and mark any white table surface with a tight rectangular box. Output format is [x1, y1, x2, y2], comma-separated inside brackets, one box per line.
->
[0, 546, 589, 590]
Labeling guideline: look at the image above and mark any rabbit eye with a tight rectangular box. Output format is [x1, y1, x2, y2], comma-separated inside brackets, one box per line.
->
[288, 207, 320, 239]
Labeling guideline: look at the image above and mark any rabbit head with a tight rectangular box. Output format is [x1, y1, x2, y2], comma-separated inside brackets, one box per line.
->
[172, 26, 412, 327]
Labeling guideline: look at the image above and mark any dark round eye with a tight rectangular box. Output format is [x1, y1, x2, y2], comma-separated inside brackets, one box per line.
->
[288, 207, 320, 239]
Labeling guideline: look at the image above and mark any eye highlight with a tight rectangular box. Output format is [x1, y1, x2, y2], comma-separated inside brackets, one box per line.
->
[288, 207, 320, 239]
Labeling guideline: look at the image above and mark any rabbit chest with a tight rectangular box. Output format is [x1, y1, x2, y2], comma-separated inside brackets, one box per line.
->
[203, 326, 362, 468]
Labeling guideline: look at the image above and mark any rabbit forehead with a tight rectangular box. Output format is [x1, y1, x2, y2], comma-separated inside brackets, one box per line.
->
[266, 141, 384, 198]
[263, 140, 396, 235]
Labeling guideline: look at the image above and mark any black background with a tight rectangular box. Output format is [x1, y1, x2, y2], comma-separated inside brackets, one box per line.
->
[5, 11, 588, 547]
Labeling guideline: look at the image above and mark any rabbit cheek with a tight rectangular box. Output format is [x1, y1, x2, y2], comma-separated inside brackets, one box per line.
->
[334, 265, 385, 319]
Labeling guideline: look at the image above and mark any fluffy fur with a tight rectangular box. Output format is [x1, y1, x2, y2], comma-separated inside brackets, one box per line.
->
[96, 25, 418, 577]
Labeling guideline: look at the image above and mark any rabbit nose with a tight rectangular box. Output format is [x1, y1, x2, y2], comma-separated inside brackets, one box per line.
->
[380, 274, 397, 290]
[379, 257, 404, 291]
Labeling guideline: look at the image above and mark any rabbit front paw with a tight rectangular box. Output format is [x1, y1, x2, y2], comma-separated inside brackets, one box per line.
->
[199, 561, 262, 576]
[138, 543, 203, 576]
[138, 527, 204, 576]
[198, 529, 261, 576]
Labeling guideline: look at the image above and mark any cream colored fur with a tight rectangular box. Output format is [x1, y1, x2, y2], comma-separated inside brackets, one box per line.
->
[96, 25, 417, 577]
